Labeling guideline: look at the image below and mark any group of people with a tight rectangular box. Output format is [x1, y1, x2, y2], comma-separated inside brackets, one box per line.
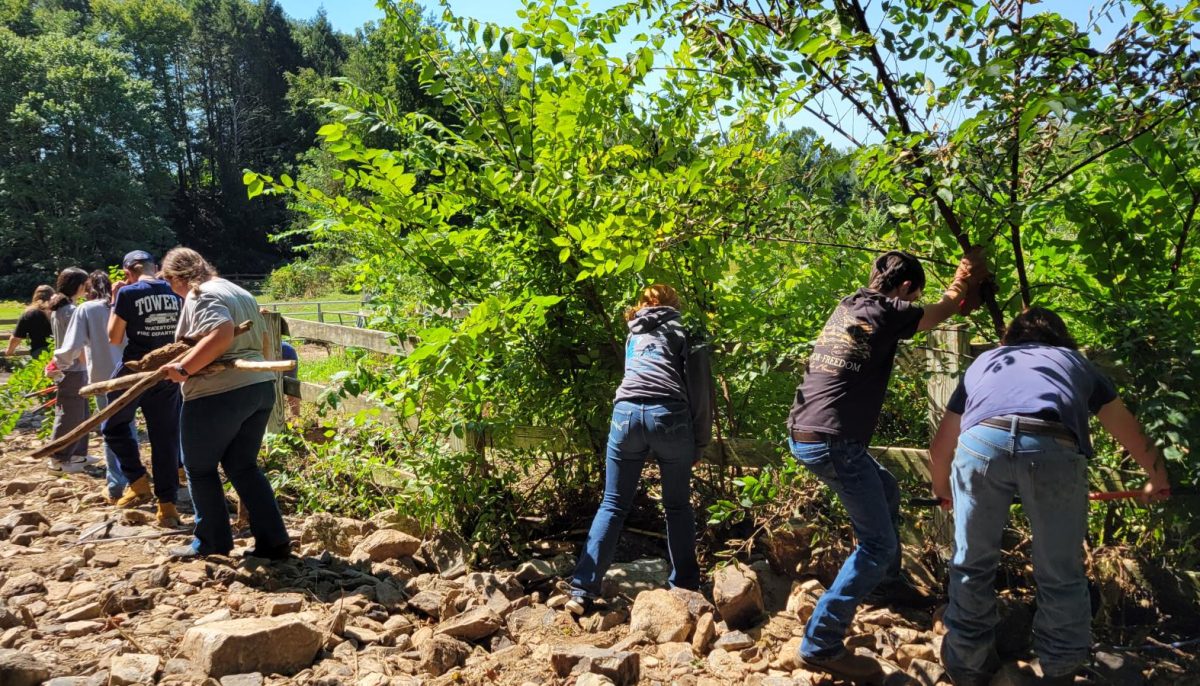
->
[569, 251, 1170, 686]
[5, 248, 292, 560]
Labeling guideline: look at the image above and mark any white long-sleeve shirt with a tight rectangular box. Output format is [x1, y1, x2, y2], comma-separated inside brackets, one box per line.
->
[54, 299, 125, 383]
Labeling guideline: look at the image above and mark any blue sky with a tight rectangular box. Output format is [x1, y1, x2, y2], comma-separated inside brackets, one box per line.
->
[275, 0, 1140, 142]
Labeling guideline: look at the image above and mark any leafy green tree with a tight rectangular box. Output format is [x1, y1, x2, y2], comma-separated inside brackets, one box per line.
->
[0, 26, 173, 292]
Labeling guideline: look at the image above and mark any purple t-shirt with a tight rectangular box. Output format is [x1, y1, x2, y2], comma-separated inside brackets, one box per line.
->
[947, 344, 1118, 457]
[788, 289, 924, 444]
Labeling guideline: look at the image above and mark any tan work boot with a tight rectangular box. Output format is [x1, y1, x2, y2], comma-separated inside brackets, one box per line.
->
[178, 467, 188, 485]
[156, 502, 182, 528]
[115, 475, 152, 508]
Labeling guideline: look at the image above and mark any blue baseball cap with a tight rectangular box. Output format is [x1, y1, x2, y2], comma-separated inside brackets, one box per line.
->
[122, 250, 155, 269]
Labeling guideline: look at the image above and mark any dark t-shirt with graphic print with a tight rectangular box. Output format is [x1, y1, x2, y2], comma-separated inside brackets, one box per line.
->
[112, 279, 182, 362]
[787, 288, 924, 444]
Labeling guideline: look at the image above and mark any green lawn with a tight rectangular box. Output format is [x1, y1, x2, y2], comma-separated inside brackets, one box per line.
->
[0, 301, 23, 323]
[258, 292, 366, 324]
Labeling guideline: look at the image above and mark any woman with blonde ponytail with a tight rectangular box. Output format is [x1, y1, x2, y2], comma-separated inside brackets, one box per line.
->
[565, 284, 713, 615]
[160, 247, 290, 560]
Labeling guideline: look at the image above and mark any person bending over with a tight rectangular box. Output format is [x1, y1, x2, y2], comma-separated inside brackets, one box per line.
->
[930, 307, 1170, 686]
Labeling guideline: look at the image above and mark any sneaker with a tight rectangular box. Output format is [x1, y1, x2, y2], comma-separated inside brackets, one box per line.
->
[115, 475, 153, 508]
[800, 651, 886, 683]
[156, 502, 182, 528]
[47, 457, 86, 473]
[564, 596, 594, 616]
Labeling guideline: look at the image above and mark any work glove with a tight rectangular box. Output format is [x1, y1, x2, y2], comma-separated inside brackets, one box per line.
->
[953, 246, 991, 288]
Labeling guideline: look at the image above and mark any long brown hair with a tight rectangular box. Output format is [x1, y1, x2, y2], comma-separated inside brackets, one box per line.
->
[160, 247, 217, 294]
[624, 284, 682, 321]
[24, 285, 54, 316]
[49, 267, 89, 311]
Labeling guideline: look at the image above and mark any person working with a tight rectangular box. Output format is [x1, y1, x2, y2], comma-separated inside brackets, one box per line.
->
[5, 285, 54, 357]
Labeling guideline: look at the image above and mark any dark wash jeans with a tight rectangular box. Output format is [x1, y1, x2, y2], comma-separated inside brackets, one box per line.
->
[788, 437, 902, 659]
[570, 400, 700, 598]
[181, 381, 288, 555]
[102, 367, 180, 503]
[942, 423, 1090, 682]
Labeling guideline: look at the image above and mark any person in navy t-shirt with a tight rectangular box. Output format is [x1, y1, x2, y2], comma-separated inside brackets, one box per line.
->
[102, 250, 185, 527]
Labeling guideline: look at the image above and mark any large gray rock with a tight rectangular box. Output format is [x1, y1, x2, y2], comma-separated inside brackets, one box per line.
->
[181, 616, 323, 677]
[607, 558, 669, 597]
[350, 529, 421, 562]
[0, 511, 49, 531]
[0, 648, 50, 686]
[434, 606, 502, 641]
[299, 513, 373, 556]
[549, 645, 639, 686]
[628, 589, 693, 644]
[713, 564, 765, 630]
[418, 634, 470, 676]
[109, 653, 160, 685]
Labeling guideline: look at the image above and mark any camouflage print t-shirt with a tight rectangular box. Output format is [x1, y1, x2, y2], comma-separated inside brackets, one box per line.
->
[787, 288, 923, 444]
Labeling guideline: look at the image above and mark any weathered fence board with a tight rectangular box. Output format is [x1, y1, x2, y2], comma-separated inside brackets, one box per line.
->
[284, 317, 408, 356]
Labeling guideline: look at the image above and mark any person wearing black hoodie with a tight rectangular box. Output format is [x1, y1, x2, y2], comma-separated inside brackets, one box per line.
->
[566, 284, 713, 615]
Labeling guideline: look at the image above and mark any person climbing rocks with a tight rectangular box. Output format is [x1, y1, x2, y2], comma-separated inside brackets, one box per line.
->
[565, 283, 713, 615]
[53, 270, 131, 501]
[159, 247, 291, 560]
[929, 307, 1171, 686]
[785, 248, 989, 682]
[45, 268, 93, 472]
[102, 250, 184, 527]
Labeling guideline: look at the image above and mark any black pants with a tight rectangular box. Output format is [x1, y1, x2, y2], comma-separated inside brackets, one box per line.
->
[101, 366, 181, 503]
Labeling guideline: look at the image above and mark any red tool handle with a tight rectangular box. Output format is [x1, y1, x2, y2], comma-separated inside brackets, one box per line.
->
[1088, 488, 1171, 501]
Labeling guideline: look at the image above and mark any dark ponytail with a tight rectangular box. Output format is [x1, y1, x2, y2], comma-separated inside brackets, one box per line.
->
[50, 267, 89, 311]
[868, 251, 926, 294]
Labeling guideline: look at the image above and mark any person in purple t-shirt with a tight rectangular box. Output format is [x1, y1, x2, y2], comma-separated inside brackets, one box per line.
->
[930, 307, 1170, 686]
[785, 248, 989, 683]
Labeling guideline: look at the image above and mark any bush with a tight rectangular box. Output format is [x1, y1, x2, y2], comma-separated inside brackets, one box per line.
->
[264, 261, 330, 299]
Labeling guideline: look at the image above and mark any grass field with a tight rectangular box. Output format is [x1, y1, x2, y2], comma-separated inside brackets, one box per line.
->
[0, 301, 23, 322]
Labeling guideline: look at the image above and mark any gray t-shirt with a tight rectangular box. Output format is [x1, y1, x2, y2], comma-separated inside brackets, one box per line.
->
[51, 304, 85, 373]
[174, 278, 274, 400]
[54, 299, 124, 383]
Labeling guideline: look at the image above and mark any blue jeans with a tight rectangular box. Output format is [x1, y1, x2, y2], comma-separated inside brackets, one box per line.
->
[789, 437, 901, 659]
[942, 423, 1090, 682]
[570, 400, 700, 598]
[102, 367, 181, 503]
[181, 382, 288, 555]
[94, 394, 130, 499]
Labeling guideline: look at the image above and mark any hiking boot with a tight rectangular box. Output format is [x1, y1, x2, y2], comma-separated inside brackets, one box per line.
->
[156, 502, 182, 528]
[115, 475, 152, 508]
[800, 651, 886, 684]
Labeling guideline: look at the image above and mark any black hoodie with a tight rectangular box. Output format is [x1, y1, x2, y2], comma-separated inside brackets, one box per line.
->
[613, 306, 714, 448]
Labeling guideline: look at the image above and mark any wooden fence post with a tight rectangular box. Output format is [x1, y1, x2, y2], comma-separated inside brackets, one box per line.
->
[926, 325, 971, 434]
[922, 325, 971, 552]
[263, 311, 286, 433]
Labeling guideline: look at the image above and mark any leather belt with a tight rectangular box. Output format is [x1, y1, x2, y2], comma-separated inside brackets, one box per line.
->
[980, 415, 1076, 442]
[790, 430, 826, 443]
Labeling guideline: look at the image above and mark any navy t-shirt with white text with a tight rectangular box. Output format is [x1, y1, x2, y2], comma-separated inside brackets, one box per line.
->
[113, 280, 182, 362]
